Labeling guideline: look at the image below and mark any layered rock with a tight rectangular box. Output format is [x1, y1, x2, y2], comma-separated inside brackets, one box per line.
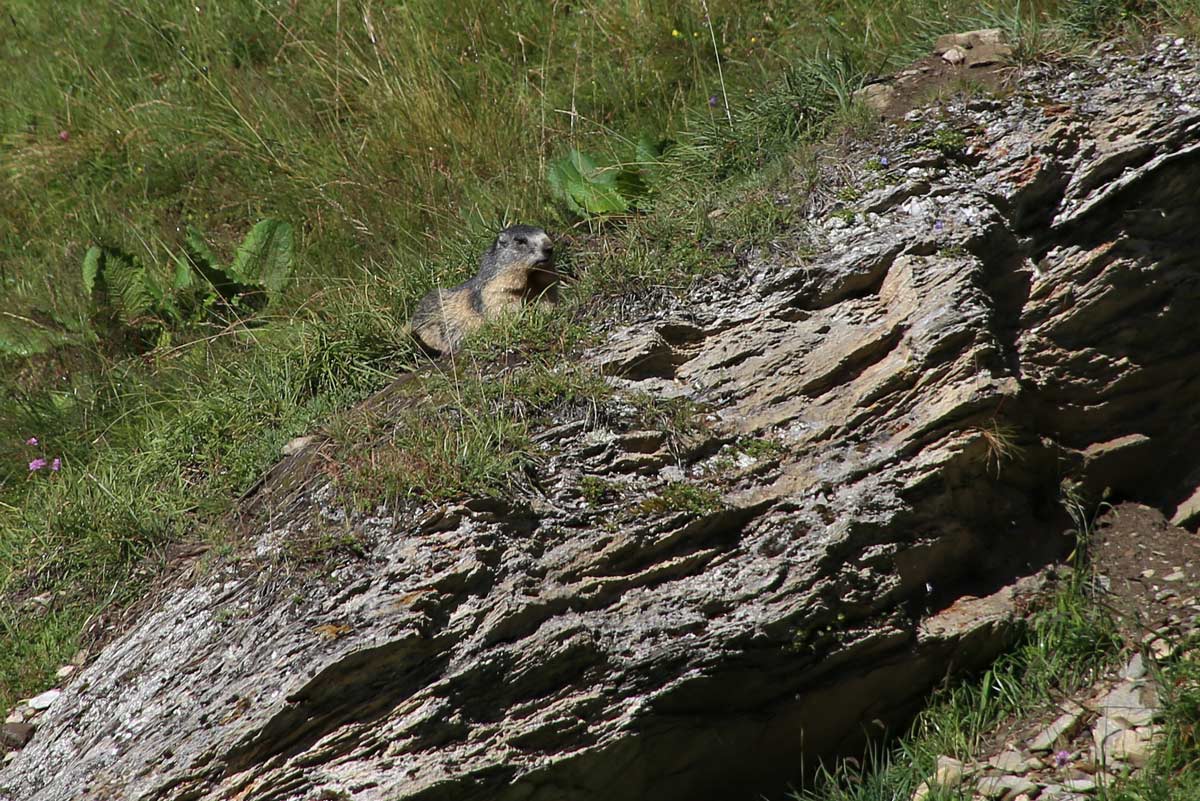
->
[5, 38, 1200, 801]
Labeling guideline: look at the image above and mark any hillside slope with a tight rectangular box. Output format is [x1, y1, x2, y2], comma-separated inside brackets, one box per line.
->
[4, 36, 1200, 801]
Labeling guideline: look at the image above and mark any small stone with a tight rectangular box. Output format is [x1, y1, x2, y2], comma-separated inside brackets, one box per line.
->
[943, 45, 967, 65]
[26, 689, 61, 711]
[3, 710, 23, 725]
[1039, 789, 1088, 801]
[281, 436, 314, 457]
[1063, 777, 1096, 792]
[1150, 638, 1172, 659]
[1105, 726, 1157, 767]
[0, 722, 34, 748]
[1096, 680, 1158, 728]
[933, 755, 966, 787]
[856, 83, 897, 113]
[977, 774, 1037, 799]
[1140, 569, 1155, 578]
[911, 780, 930, 801]
[990, 750, 1028, 773]
[55, 664, 76, 681]
[933, 28, 1007, 52]
[1121, 653, 1146, 680]
[1030, 703, 1085, 751]
[1163, 570, 1185, 581]
[1092, 714, 1127, 756]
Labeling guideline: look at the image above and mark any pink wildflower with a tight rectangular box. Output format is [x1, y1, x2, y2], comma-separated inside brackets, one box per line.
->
[28, 458, 47, 472]
[58, 130, 70, 142]
[1054, 750, 1071, 768]
[50, 458, 61, 472]
[25, 437, 38, 446]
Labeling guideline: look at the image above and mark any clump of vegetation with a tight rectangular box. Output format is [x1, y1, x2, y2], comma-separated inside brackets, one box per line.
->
[547, 137, 671, 218]
[739, 436, 786, 460]
[637, 481, 723, 517]
[327, 359, 606, 508]
[579, 476, 620, 506]
[974, 418, 1023, 477]
[82, 218, 295, 350]
[924, 125, 969, 157]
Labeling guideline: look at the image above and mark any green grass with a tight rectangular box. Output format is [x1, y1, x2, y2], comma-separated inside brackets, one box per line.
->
[790, 586, 1125, 801]
[790, 597, 1200, 801]
[1, 0, 1199, 747]
[637, 481, 724, 516]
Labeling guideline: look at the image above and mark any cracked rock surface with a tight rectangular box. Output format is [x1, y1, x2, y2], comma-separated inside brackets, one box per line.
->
[5, 40, 1200, 801]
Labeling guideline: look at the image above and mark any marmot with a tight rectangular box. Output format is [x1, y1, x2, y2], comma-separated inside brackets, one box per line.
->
[409, 225, 558, 355]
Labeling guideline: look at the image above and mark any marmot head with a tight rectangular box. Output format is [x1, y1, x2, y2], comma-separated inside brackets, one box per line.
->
[490, 225, 555, 275]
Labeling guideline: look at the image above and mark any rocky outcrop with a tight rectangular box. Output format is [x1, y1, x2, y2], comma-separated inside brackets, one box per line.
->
[5, 39, 1200, 801]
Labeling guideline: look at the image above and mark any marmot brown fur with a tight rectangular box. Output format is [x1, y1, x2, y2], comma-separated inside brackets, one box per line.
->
[409, 225, 558, 355]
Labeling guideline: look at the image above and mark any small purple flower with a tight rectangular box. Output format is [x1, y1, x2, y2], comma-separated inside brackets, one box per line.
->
[708, 95, 719, 108]
[1054, 750, 1071, 768]
[28, 458, 47, 472]
[50, 458, 61, 472]
[879, 155, 889, 167]
[934, 219, 944, 231]
[25, 437, 38, 446]
[58, 130, 70, 142]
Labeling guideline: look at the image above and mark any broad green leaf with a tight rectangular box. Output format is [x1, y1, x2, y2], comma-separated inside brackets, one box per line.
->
[635, 134, 665, 168]
[546, 155, 587, 216]
[230, 219, 295, 299]
[172, 257, 195, 291]
[547, 149, 630, 216]
[184, 225, 220, 272]
[82, 246, 103, 296]
[185, 225, 243, 302]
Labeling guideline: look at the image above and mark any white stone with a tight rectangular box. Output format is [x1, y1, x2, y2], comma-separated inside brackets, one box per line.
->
[933, 755, 965, 787]
[989, 750, 1027, 773]
[1120, 653, 1146, 680]
[1096, 680, 1158, 728]
[1030, 703, 1084, 751]
[1105, 726, 1157, 767]
[27, 689, 61, 711]
[282, 436, 315, 456]
[943, 45, 967, 65]
[977, 774, 1037, 799]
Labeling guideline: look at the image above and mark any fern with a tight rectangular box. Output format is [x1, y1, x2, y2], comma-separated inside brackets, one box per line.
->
[78, 218, 297, 353]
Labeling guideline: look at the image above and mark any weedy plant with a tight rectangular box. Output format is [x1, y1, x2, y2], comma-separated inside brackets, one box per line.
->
[547, 137, 671, 218]
[82, 218, 294, 350]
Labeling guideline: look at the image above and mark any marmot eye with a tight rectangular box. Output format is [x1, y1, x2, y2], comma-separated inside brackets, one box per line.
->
[515, 236, 528, 245]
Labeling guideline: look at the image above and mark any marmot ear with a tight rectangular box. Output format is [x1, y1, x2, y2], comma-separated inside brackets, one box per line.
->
[496, 232, 509, 246]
